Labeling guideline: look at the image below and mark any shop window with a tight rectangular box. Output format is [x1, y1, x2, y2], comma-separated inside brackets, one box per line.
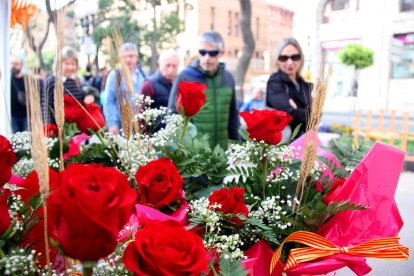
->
[392, 43, 414, 78]
[331, 0, 350, 10]
[401, 0, 414, 12]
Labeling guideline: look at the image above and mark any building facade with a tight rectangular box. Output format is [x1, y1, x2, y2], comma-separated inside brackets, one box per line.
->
[293, 0, 414, 112]
[177, 0, 293, 82]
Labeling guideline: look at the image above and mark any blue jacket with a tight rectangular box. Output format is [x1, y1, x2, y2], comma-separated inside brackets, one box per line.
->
[104, 65, 146, 129]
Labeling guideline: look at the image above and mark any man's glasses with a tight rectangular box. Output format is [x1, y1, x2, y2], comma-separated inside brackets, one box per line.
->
[199, 49, 221, 57]
[278, 54, 301, 62]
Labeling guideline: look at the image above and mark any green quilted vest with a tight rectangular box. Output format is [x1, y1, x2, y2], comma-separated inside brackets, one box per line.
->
[192, 73, 233, 149]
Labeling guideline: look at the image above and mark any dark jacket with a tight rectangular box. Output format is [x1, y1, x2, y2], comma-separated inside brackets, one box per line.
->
[168, 59, 240, 149]
[41, 75, 85, 124]
[141, 70, 172, 109]
[266, 71, 312, 133]
[10, 75, 27, 118]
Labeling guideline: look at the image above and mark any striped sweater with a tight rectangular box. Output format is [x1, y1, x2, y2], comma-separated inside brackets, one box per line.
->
[41, 75, 85, 124]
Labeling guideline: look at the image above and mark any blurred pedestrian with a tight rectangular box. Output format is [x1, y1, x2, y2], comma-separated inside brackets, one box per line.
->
[240, 87, 265, 112]
[141, 49, 179, 109]
[104, 43, 147, 135]
[41, 46, 87, 124]
[266, 37, 312, 140]
[168, 31, 240, 149]
[10, 55, 28, 132]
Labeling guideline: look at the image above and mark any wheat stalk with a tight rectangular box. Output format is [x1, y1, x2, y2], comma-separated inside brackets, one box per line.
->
[24, 45, 51, 275]
[54, 10, 64, 172]
[293, 54, 329, 211]
[110, 27, 141, 148]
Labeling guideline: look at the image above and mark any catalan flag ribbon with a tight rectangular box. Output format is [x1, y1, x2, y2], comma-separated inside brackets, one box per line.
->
[270, 231, 409, 273]
[11, 0, 37, 28]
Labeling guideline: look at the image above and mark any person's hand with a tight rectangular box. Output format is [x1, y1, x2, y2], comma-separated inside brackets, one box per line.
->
[84, 95, 95, 105]
[289, 99, 298, 109]
[109, 125, 119, 135]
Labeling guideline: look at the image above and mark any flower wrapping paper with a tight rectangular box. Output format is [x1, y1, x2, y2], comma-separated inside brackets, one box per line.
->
[243, 140, 405, 275]
[289, 141, 405, 275]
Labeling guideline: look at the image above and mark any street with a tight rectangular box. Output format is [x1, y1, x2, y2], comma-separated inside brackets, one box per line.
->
[336, 171, 414, 275]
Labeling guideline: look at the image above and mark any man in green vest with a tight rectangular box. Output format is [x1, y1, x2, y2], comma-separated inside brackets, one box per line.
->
[168, 31, 240, 149]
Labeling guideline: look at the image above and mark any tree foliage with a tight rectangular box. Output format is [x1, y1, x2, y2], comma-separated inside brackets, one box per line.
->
[91, 0, 182, 71]
[339, 43, 374, 70]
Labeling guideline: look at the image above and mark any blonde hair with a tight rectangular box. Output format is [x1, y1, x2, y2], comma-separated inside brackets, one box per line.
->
[273, 37, 304, 73]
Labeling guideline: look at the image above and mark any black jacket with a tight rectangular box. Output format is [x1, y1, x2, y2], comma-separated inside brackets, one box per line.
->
[266, 71, 312, 133]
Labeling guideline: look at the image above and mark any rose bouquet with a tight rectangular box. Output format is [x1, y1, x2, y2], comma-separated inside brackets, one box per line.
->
[0, 79, 409, 276]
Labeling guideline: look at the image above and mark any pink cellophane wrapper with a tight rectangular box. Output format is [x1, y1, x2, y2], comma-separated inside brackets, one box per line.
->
[118, 195, 188, 242]
[290, 133, 342, 182]
[242, 241, 285, 276]
[284, 141, 405, 275]
[63, 133, 89, 161]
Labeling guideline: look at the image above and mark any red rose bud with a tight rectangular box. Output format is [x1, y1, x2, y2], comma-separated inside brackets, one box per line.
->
[323, 177, 347, 205]
[135, 158, 184, 209]
[0, 135, 17, 187]
[176, 81, 206, 116]
[123, 220, 209, 276]
[64, 95, 82, 122]
[75, 103, 105, 134]
[44, 123, 59, 138]
[48, 164, 137, 261]
[240, 109, 292, 145]
[0, 191, 11, 237]
[208, 187, 249, 224]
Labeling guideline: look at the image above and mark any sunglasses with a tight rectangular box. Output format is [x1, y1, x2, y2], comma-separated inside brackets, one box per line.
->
[199, 49, 221, 57]
[278, 54, 301, 62]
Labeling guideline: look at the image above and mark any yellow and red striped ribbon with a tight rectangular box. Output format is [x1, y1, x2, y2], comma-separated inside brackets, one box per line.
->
[270, 231, 409, 273]
[11, 0, 37, 28]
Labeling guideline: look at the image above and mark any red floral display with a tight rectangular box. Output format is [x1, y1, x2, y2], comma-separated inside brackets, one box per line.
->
[48, 164, 137, 261]
[176, 81, 207, 116]
[0, 190, 11, 237]
[0, 135, 17, 187]
[135, 158, 184, 209]
[323, 177, 347, 205]
[44, 123, 59, 138]
[123, 220, 209, 276]
[64, 95, 82, 122]
[208, 187, 249, 224]
[240, 109, 292, 145]
[17, 169, 59, 266]
[75, 103, 105, 134]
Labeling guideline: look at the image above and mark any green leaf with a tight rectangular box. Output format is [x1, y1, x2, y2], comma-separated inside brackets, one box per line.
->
[28, 192, 43, 211]
[219, 255, 249, 276]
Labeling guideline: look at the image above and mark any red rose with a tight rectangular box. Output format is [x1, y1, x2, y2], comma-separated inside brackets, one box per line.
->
[44, 123, 59, 138]
[208, 187, 249, 224]
[64, 95, 82, 122]
[123, 220, 209, 276]
[48, 164, 137, 261]
[0, 135, 17, 187]
[17, 169, 60, 266]
[323, 177, 346, 205]
[135, 158, 184, 209]
[75, 103, 105, 134]
[0, 190, 11, 237]
[240, 109, 292, 145]
[176, 81, 207, 116]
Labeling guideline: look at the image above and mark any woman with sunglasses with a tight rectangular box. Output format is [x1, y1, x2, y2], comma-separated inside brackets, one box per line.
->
[266, 37, 312, 141]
